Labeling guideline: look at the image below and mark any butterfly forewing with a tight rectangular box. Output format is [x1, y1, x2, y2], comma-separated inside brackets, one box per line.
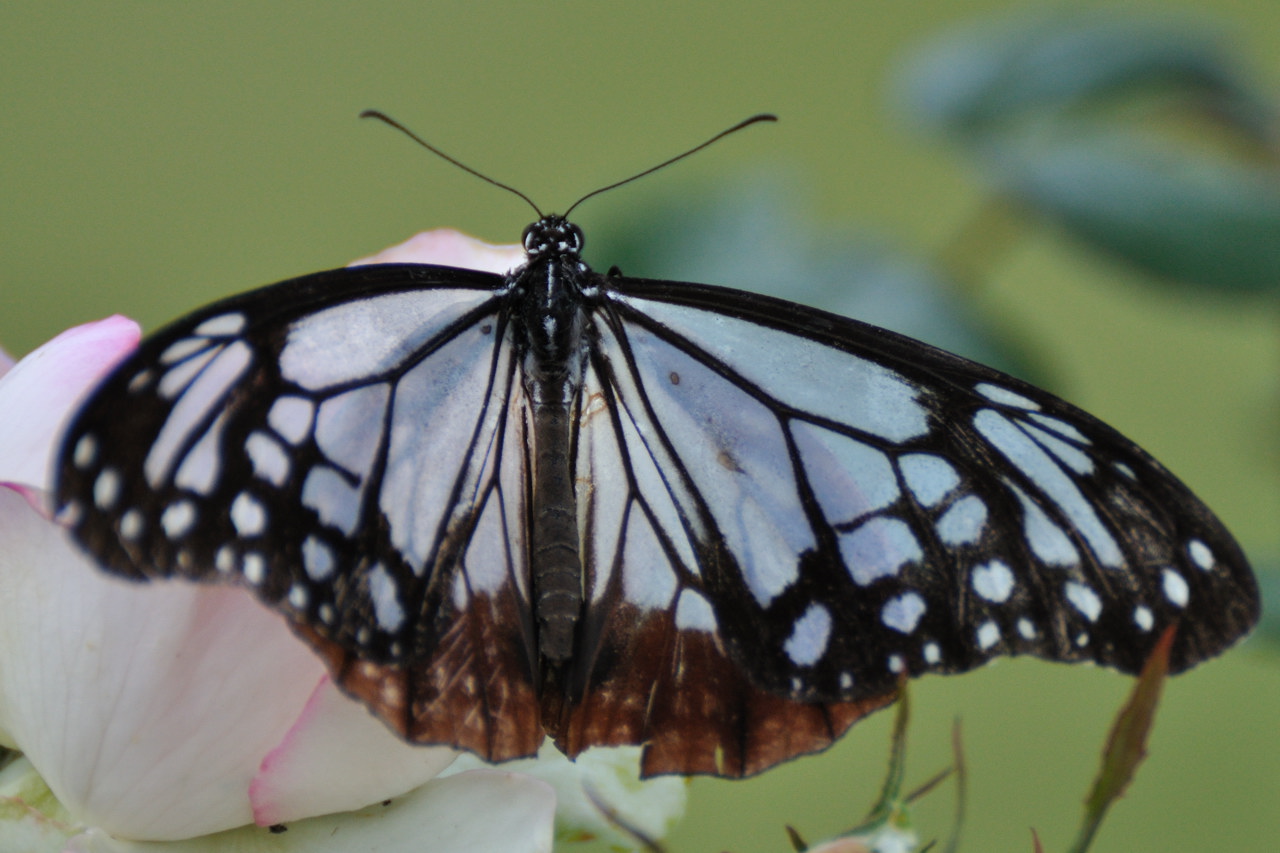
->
[55, 213, 1258, 779]
[59, 264, 530, 658]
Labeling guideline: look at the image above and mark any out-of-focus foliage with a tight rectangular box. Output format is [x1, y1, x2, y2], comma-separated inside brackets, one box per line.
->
[587, 177, 1044, 384]
[896, 9, 1280, 295]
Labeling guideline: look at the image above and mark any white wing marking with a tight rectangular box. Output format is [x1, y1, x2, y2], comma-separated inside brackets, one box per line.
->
[975, 409, 1122, 567]
[145, 341, 252, 489]
[382, 325, 513, 573]
[791, 422, 900, 523]
[315, 384, 391, 473]
[173, 412, 227, 494]
[616, 295, 929, 442]
[620, 323, 810, 606]
[280, 289, 494, 389]
[899, 453, 960, 508]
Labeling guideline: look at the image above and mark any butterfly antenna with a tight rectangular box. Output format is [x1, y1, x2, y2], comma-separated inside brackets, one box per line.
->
[361, 109, 544, 217]
[563, 113, 777, 217]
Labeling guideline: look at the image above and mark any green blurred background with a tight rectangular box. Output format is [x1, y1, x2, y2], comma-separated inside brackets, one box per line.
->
[2, 2, 1276, 851]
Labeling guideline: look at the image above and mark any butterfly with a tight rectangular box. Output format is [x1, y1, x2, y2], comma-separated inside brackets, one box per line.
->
[54, 116, 1258, 779]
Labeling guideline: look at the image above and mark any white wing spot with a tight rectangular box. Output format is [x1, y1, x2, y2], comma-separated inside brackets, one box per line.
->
[1162, 568, 1189, 608]
[303, 536, 335, 581]
[1009, 483, 1079, 566]
[923, 642, 941, 665]
[319, 603, 335, 624]
[976, 382, 1040, 410]
[674, 590, 717, 632]
[243, 553, 267, 586]
[73, 435, 97, 469]
[1188, 539, 1215, 571]
[302, 465, 361, 535]
[1026, 412, 1089, 444]
[231, 492, 266, 537]
[368, 562, 406, 632]
[247, 431, 290, 486]
[287, 584, 308, 609]
[840, 516, 922, 585]
[977, 620, 1001, 650]
[1075, 631, 1090, 647]
[215, 545, 235, 573]
[971, 560, 1015, 603]
[839, 672, 854, 690]
[900, 453, 960, 507]
[160, 500, 196, 539]
[127, 369, 154, 393]
[119, 509, 143, 541]
[783, 603, 833, 667]
[1017, 617, 1036, 640]
[159, 336, 207, 365]
[887, 654, 905, 674]
[1065, 581, 1102, 622]
[174, 415, 224, 495]
[1113, 461, 1136, 479]
[194, 312, 247, 336]
[268, 396, 316, 445]
[1133, 605, 1154, 632]
[93, 469, 121, 510]
[881, 592, 926, 634]
[936, 495, 988, 545]
[57, 501, 83, 526]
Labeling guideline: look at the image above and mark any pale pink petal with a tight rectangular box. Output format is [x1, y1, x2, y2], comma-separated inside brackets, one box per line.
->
[0, 317, 140, 489]
[0, 345, 14, 377]
[349, 229, 523, 273]
[0, 485, 324, 840]
[65, 771, 553, 853]
[251, 676, 457, 825]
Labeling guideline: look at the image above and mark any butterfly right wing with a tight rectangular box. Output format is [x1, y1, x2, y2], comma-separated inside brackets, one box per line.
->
[56, 263, 545, 760]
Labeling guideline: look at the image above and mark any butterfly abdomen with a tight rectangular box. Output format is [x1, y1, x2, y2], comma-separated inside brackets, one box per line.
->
[515, 240, 592, 663]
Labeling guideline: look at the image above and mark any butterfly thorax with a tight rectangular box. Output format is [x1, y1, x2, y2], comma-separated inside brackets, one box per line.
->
[513, 215, 592, 666]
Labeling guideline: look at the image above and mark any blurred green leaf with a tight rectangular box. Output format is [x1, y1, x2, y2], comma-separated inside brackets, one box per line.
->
[897, 9, 1270, 140]
[989, 127, 1280, 294]
[896, 9, 1280, 295]
[1253, 554, 1280, 649]
[586, 175, 1046, 383]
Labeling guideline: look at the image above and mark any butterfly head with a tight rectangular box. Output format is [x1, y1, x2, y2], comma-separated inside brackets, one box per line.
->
[522, 215, 584, 262]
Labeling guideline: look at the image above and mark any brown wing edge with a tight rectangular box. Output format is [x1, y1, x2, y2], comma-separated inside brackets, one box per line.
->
[291, 588, 545, 762]
[546, 602, 898, 778]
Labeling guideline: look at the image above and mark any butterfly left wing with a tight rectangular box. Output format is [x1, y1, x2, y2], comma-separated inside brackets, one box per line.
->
[56, 263, 545, 760]
[550, 274, 1256, 776]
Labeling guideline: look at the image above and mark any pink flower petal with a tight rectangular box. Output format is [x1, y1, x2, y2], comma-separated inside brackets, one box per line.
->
[0, 485, 323, 840]
[62, 770, 554, 853]
[349, 230, 523, 273]
[251, 676, 457, 825]
[0, 317, 140, 489]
